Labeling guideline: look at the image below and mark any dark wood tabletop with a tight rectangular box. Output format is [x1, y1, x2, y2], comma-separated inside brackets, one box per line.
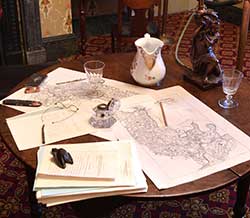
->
[0, 53, 250, 216]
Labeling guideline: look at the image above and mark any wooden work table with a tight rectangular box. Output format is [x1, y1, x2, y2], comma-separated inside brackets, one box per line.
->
[0, 52, 249, 217]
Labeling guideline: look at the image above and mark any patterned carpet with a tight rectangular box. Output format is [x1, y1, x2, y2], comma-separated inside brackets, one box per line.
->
[75, 11, 250, 78]
[0, 134, 249, 218]
[0, 11, 250, 218]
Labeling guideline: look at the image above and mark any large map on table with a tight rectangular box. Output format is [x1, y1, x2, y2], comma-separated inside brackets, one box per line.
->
[3, 67, 155, 150]
[111, 86, 250, 189]
[1, 67, 154, 113]
[117, 109, 234, 168]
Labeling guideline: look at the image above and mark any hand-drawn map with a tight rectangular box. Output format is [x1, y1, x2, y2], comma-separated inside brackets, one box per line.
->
[2, 67, 154, 113]
[117, 109, 234, 169]
[112, 86, 250, 189]
[3, 68, 155, 150]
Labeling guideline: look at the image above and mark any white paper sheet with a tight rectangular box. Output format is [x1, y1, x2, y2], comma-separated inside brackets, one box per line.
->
[109, 86, 250, 189]
[6, 101, 97, 150]
[5, 94, 159, 151]
[0, 67, 87, 112]
[33, 140, 137, 189]
[38, 149, 118, 180]
[35, 140, 147, 207]
[39, 181, 147, 207]
[1, 67, 155, 113]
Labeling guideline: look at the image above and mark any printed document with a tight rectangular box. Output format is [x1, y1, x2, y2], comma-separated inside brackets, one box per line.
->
[33, 140, 147, 206]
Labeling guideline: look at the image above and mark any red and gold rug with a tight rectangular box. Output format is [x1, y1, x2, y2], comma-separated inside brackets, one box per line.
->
[0, 132, 250, 217]
[73, 11, 250, 78]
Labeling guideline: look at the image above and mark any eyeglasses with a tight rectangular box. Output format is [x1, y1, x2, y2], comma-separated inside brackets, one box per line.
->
[41, 101, 79, 124]
[41, 101, 79, 144]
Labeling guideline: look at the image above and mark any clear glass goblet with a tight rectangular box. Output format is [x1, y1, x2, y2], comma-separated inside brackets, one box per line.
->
[218, 69, 243, 109]
[84, 60, 105, 98]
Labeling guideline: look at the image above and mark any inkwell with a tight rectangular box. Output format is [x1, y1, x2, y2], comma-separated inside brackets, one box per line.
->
[89, 98, 120, 128]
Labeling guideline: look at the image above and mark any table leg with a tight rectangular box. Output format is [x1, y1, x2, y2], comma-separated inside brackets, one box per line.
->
[233, 173, 250, 218]
[25, 165, 43, 218]
[72, 196, 128, 218]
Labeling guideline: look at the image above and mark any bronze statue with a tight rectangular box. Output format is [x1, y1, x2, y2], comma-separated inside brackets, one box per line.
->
[184, 6, 223, 89]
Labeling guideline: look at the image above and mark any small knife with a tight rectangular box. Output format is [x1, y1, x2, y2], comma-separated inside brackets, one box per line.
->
[3, 99, 42, 107]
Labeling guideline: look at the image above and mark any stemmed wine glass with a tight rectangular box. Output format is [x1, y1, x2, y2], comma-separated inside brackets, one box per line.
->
[218, 69, 243, 109]
[84, 60, 105, 98]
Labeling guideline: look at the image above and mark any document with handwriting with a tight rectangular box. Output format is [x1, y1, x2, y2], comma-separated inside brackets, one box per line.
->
[34, 140, 136, 189]
[38, 150, 117, 180]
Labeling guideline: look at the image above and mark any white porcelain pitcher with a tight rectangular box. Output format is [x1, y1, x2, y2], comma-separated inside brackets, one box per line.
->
[130, 33, 166, 86]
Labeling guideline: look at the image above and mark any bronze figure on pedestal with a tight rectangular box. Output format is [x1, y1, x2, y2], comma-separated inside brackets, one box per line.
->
[184, 0, 223, 90]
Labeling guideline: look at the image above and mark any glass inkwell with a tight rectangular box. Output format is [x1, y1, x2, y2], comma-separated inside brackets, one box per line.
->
[89, 98, 120, 128]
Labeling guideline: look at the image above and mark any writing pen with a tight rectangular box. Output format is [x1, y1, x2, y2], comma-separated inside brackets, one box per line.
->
[159, 101, 168, 127]
[42, 124, 45, 144]
[56, 78, 86, 85]
[3, 99, 42, 107]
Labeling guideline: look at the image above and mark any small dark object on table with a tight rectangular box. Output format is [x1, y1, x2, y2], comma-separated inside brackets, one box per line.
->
[51, 148, 73, 169]
[26, 73, 47, 87]
[25, 86, 40, 94]
[24, 73, 47, 93]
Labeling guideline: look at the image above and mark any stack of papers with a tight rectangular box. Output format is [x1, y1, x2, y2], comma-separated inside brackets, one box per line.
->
[33, 140, 147, 207]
